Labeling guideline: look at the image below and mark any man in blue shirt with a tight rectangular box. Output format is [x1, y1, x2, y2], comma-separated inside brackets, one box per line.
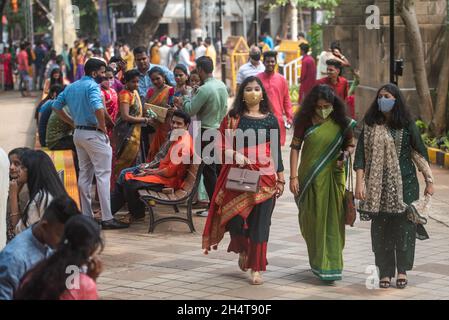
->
[52, 58, 128, 230]
[133, 46, 175, 102]
[0, 196, 79, 300]
[262, 32, 274, 50]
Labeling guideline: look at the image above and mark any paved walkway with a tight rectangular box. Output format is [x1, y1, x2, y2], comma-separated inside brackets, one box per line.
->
[1, 90, 448, 300]
[98, 133, 449, 300]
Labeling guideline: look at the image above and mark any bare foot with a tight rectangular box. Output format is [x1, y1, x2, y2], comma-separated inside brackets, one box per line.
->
[238, 253, 248, 272]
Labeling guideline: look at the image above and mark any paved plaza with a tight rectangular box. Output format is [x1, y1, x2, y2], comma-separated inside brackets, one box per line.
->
[2, 91, 449, 300]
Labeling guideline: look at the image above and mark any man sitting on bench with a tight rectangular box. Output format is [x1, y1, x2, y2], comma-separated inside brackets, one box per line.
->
[111, 110, 193, 222]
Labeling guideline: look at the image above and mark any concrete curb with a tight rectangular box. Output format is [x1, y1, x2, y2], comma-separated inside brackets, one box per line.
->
[427, 147, 449, 169]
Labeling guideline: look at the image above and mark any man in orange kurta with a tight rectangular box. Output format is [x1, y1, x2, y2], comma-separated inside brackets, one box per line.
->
[110, 110, 193, 220]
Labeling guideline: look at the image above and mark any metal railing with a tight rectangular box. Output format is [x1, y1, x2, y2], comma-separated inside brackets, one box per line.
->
[282, 56, 302, 87]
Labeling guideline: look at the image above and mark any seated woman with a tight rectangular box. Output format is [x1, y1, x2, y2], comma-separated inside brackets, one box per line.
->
[37, 84, 64, 147]
[6, 148, 31, 242]
[41, 68, 68, 100]
[45, 106, 79, 176]
[15, 215, 103, 300]
[145, 67, 175, 162]
[14, 150, 68, 235]
[111, 110, 193, 221]
[112, 70, 150, 180]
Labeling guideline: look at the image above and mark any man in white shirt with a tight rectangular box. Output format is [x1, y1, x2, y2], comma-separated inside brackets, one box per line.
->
[159, 38, 171, 68]
[236, 46, 265, 91]
[195, 37, 207, 59]
[178, 40, 195, 69]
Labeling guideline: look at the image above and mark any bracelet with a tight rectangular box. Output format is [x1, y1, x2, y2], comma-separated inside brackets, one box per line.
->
[10, 213, 20, 217]
[290, 176, 298, 180]
[276, 180, 286, 185]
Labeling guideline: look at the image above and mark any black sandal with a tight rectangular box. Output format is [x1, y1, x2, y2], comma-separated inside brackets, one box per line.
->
[396, 278, 408, 289]
[379, 278, 391, 289]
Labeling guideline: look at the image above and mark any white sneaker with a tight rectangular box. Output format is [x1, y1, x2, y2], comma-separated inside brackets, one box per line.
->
[196, 210, 209, 217]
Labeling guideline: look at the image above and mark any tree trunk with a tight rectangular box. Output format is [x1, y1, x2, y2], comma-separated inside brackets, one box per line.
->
[291, 1, 298, 40]
[190, 0, 202, 40]
[431, 28, 449, 136]
[299, 6, 304, 33]
[280, 2, 293, 38]
[128, 0, 169, 48]
[397, 0, 433, 123]
[0, 0, 6, 43]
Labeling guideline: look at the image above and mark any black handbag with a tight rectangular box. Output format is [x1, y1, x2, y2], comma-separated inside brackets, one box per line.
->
[112, 119, 134, 158]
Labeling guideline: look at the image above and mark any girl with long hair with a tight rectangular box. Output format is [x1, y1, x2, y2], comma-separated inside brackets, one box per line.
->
[289, 84, 356, 282]
[203, 76, 285, 285]
[6, 148, 31, 242]
[41, 67, 67, 100]
[354, 83, 434, 289]
[15, 215, 104, 300]
[14, 150, 68, 235]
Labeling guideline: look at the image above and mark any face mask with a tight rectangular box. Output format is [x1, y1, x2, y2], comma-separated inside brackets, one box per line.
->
[316, 107, 333, 119]
[244, 91, 263, 106]
[378, 97, 396, 113]
[250, 53, 261, 61]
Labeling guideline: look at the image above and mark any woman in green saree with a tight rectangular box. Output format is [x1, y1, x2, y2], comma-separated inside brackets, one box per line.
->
[354, 84, 434, 289]
[289, 84, 356, 282]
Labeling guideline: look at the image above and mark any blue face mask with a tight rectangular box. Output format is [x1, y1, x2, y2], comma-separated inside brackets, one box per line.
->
[378, 97, 396, 113]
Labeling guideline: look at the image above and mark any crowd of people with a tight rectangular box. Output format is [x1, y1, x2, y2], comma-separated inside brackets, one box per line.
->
[0, 32, 436, 299]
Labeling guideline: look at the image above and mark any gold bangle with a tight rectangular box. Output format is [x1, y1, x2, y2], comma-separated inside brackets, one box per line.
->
[9, 213, 20, 217]
[290, 176, 298, 180]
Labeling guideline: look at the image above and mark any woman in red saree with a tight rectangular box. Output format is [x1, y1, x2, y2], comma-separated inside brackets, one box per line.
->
[0, 46, 14, 90]
[202, 76, 285, 285]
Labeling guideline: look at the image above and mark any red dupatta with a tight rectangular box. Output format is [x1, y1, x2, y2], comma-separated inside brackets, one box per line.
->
[202, 115, 277, 253]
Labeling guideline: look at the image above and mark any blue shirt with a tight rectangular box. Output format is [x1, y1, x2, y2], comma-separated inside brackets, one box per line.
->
[53, 76, 104, 126]
[38, 100, 54, 147]
[263, 36, 274, 50]
[137, 64, 175, 101]
[0, 227, 53, 300]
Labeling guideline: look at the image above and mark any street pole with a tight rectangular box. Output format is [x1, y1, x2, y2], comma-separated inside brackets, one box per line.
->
[219, 0, 226, 82]
[184, 0, 188, 40]
[254, 0, 259, 44]
[390, 0, 395, 84]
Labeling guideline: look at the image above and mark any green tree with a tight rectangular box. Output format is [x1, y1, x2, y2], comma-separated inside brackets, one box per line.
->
[273, 0, 339, 39]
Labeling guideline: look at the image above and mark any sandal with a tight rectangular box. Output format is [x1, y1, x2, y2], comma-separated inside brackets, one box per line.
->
[238, 253, 248, 272]
[251, 271, 263, 285]
[396, 275, 408, 289]
[379, 277, 391, 289]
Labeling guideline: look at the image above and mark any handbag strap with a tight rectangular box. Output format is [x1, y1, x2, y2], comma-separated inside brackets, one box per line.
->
[347, 155, 354, 193]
